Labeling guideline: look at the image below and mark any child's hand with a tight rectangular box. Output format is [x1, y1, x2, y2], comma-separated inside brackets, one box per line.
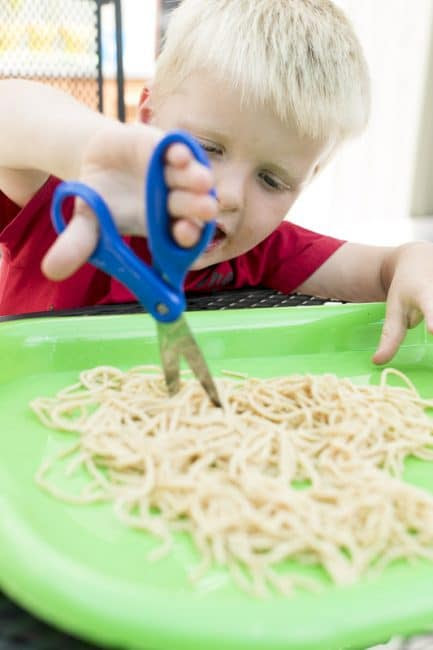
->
[42, 122, 217, 281]
[373, 242, 433, 364]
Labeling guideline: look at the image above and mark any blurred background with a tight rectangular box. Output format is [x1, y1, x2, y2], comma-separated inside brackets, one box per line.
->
[0, 0, 432, 246]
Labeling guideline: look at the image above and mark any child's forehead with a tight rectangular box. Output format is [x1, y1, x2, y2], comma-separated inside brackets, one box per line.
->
[160, 71, 285, 131]
[167, 74, 328, 144]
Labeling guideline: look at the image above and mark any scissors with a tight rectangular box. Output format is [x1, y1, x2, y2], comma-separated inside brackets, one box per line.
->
[51, 130, 221, 407]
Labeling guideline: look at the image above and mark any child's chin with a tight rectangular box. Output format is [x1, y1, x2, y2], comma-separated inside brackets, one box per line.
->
[191, 248, 224, 270]
[190, 238, 228, 269]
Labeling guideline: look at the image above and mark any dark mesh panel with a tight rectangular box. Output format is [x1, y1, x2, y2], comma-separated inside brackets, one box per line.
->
[0, 0, 100, 110]
[0, 289, 341, 322]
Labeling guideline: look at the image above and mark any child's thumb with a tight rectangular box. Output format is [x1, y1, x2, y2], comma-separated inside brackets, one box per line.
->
[41, 212, 99, 281]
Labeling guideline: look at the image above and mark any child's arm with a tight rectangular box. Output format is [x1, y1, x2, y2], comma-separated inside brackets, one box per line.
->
[0, 80, 216, 280]
[296, 241, 433, 364]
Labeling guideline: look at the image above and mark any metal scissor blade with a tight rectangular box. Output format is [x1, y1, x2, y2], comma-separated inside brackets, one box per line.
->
[157, 317, 222, 407]
[157, 321, 181, 397]
[178, 316, 222, 407]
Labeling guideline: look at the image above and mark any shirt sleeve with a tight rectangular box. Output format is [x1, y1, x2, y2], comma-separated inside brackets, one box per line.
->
[236, 221, 346, 294]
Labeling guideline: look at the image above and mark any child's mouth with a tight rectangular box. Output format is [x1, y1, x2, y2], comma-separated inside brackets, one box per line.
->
[205, 224, 226, 253]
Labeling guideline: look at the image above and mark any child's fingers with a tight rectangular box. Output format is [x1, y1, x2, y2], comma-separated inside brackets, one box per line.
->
[417, 294, 433, 334]
[167, 189, 217, 222]
[165, 143, 194, 167]
[164, 160, 214, 193]
[372, 301, 406, 365]
[41, 212, 99, 281]
[424, 311, 433, 335]
[172, 218, 202, 248]
[168, 187, 217, 246]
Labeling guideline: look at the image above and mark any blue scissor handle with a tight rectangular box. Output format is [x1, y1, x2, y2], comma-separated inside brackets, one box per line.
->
[50, 131, 216, 322]
[146, 130, 216, 291]
[51, 182, 182, 321]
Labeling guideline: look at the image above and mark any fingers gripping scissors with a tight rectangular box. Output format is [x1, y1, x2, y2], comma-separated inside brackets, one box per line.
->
[51, 130, 221, 407]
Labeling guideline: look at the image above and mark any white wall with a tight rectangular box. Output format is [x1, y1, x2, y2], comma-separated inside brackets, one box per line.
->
[289, 0, 433, 245]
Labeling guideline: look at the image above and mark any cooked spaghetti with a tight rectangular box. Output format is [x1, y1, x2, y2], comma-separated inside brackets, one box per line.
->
[31, 366, 433, 596]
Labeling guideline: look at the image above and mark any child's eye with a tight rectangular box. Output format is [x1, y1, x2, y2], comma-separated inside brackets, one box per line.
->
[199, 141, 223, 156]
[258, 171, 287, 192]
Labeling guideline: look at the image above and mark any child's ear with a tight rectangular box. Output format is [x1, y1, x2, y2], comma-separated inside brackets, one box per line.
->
[137, 85, 153, 123]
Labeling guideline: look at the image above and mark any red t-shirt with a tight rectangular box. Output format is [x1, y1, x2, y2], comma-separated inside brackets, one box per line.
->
[0, 176, 345, 316]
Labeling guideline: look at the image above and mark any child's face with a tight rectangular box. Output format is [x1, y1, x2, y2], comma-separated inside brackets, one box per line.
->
[143, 71, 334, 269]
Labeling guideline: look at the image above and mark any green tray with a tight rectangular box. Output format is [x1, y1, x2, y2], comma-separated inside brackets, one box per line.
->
[1, 303, 433, 650]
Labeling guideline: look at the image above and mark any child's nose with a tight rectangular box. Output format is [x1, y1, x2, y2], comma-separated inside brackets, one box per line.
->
[216, 164, 248, 213]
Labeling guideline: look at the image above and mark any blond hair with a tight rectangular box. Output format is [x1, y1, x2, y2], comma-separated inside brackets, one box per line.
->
[154, 0, 370, 141]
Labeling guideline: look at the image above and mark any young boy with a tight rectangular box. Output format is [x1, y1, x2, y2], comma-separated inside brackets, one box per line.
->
[1, 0, 433, 367]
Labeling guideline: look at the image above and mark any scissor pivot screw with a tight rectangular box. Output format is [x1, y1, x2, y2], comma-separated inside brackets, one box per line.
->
[156, 302, 169, 316]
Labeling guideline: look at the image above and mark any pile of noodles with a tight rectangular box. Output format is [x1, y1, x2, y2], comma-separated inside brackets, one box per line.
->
[31, 366, 433, 596]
